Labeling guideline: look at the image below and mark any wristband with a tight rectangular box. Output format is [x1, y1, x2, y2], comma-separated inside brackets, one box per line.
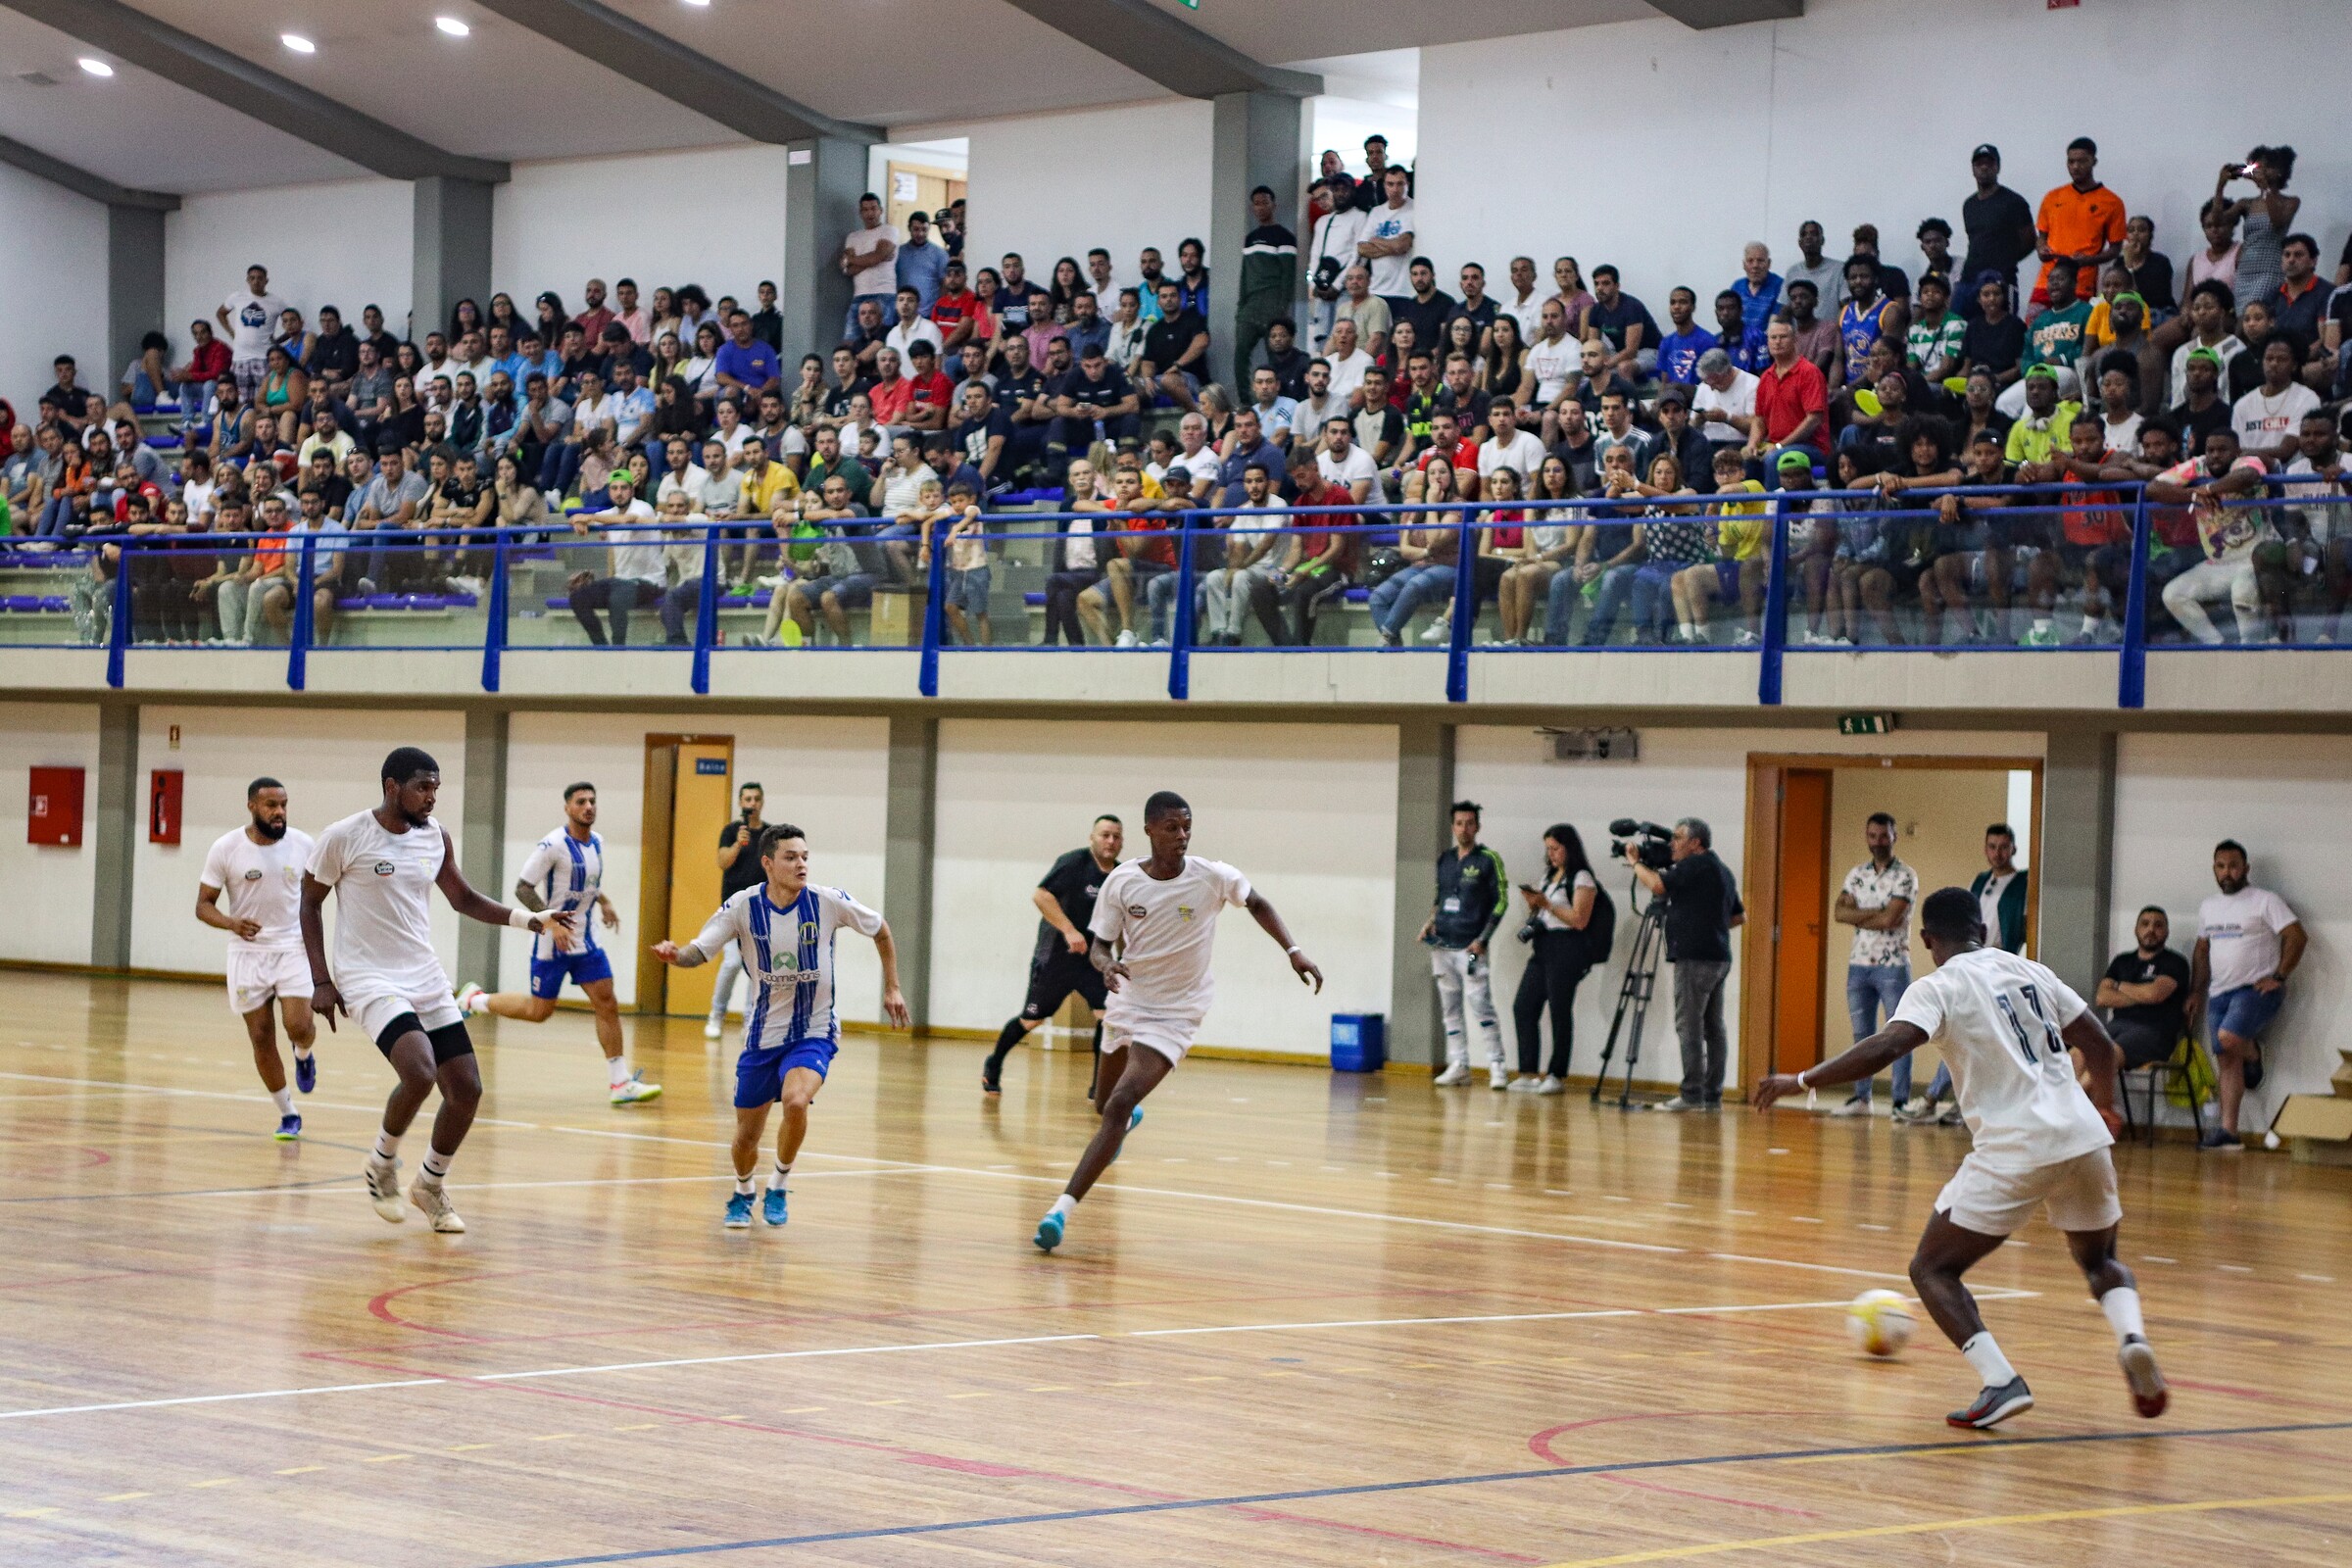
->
[1796, 1067, 1812, 1089]
[508, 906, 537, 931]
[1286, 945, 1302, 956]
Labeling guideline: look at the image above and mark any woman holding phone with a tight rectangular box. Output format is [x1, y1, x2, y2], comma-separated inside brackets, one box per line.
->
[1510, 823, 1603, 1094]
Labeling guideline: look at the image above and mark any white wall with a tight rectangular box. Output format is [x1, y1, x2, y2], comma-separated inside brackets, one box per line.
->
[1416, 0, 2352, 309]
[493, 146, 795, 322]
[165, 178, 415, 348]
[496, 713, 890, 1014]
[127, 708, 467, 978]
[1454, 725, 2048, 1085]
[0, 703, 102, 965]
[0, 167, 109, 416]
[2113, 734, 2352, 1120]
[930, 719, 1396, 1056]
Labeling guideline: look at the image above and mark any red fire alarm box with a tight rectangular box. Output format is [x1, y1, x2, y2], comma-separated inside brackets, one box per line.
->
[28, 765, 85, 846]
[150, 768, 184, 845]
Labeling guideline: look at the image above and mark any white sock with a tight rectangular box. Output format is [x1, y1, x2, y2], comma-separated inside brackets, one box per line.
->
[733, 1175, 756, 1197]
[608, 1055, 632, 1088]
[371, 1130, 401, 1164]
[292, 1045, 314, 1060]
[769, 1161, 791, 1190]
[1961, 1331, 2018, 1387]
[1049, 1194, 1077, 1220]
[271, 1088, 294, 1115]
[2098, 1287, 2146, 1346]
[420, 1149, 452, 1184]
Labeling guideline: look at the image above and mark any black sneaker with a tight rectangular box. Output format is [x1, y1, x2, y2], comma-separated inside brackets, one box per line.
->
[2197, 1128, 2243, 1153]
[1947, 1376, 2034, 1430]
[981, 1071, 1002, 1098]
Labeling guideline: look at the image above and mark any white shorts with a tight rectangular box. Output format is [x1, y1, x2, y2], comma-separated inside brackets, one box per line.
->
[1936, 1147, 2121, 1237]
[347, 985, 464, 1048]
[1104, 1009, 1205, 1066]
[227, 948, 314, 1015]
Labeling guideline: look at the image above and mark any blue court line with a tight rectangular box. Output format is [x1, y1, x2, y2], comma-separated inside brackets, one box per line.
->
[479, 1416, 2352, 1567]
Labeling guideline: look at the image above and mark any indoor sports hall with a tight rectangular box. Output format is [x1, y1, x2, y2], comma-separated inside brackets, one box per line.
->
[3, 1, 2350, 1564]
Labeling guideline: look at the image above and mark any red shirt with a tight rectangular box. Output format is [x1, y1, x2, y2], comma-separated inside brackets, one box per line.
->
[1418, 438, 1479, 473]
[1755, 356, 1829, 450]
[575, 307, 615, 346]
[869, 376, 914, 424]
[186, 340, 232, 383]
[1290, 477, 1359, 571]
[1117, 514, 1178, 568]
[928, 291, 978, 331]
[2060, 445, 2132, 546]
[906, 370, 954, 415]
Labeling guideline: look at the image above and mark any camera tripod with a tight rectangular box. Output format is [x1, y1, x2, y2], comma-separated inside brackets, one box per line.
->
[1590, 875, 1669, 1109]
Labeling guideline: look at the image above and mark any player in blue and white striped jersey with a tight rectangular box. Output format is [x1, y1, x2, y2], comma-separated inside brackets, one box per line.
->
[455, 782, 662, 1106]
[656, 821, 909, 1230]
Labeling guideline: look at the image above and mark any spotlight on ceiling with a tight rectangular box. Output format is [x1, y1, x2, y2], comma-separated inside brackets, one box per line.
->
[77, 57, 115, 77]
[435, 16, 470, 36]
[281, 33, 318, 55]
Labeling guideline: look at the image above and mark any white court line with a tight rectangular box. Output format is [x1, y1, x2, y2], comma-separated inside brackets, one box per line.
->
[1128, 1292, 2039, 1339]
[0, 1069, 538, 1127]
[167, 1168, 951, 1200]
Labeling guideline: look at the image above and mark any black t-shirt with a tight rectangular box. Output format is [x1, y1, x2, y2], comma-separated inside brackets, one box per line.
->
[824, 375, 876, 418]
[2172, 396, 2231, 456]
[2104, 947, 2191, 1040]
[1960, 185, 2035, 285]
[1961, 314, 2026, 374]
[1586, 294, 1660, 353]
[1254, 342, 1311, 399]
[952, 408, 1010, 467]
[1437, 383, 1492, 435]
[1035, 848, 1110, 962]
[1058, 365, 1133, 412]
[1659, 850, 1740, 963]
[309, 330, 360, 379]
[1143, 312, 1207, 373]
[1392, 290, 1455, 349]
[2119, 251, 2177, 314]
[992, 368, 1045, 422]
[718, 818, 765, 899]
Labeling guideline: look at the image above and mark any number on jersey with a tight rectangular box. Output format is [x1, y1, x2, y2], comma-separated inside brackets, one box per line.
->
[1995, 983, 2065, 1068]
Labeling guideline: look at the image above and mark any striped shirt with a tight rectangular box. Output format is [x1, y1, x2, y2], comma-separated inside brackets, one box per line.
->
[684, 883, 884, 1049]
[517, 828, 604, 962]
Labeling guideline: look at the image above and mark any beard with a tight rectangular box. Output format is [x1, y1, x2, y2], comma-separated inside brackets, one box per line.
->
[397, 803, 434, 829]
[251, 814, 287, 841]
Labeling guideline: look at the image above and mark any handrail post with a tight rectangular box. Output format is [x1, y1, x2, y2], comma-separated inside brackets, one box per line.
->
[1757, 494, 1792, 706]
[1445, 506, 1475, 703]
[1167, 514, 1198, 702]
[2118, 485, 2150, 710]
[919, 518, 947, 698]
[288, 532, 317, 692]
[479, 529, 509, 694]
[105, 541, 132, 689]
[691, 523, 718, 696]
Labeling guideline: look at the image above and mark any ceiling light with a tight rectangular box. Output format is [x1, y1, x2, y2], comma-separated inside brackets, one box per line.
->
[77, 57, 114, 77]
[281, 33, 317, 54]
[435, 16, 470, 35]
[681, 0, 710, 8]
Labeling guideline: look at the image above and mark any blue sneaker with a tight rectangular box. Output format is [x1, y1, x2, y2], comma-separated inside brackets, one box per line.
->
[1033, 1209, 1065, 1252]
[1109, 1104, 1144, 1165]
[273, 1112, 302, 1141]
[723, 1193, 753, 1229]
[293, 1053, 316, 1095]
[762, 1185, 788, 1227]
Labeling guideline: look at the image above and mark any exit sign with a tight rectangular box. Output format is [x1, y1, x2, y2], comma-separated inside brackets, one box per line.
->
[1178, 0, 1198, 7]
[1838, 712, 1896, 736]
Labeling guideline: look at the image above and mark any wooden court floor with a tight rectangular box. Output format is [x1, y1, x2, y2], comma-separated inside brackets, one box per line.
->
[3, 972, 2349, 1567]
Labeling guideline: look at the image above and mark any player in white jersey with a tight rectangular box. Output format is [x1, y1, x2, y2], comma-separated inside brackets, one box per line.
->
[1032, 791, 1320, 1253]
[195, 776, 319, 1141]
[655, 822, 908, 1230]
[302, 747, 573, 1234]
[1755, 887, 2167, 1431]
[454, 782, 662, 1106]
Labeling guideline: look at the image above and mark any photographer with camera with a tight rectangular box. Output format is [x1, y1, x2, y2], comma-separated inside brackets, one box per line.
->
[1624, 817, 1743, 1110]
[1423, 801, 1511, 1089]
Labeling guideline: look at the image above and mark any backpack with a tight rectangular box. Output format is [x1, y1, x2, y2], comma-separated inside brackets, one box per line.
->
[1574, 881, 1617, 968]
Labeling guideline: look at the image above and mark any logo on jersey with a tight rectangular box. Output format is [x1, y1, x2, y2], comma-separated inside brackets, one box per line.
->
[371, 860, 395, 876]
[242, 869, 263, 881]
[1127, 904, 1147, 918]
[800, 920, 818, 946]
[1177, 905, 1195, 921]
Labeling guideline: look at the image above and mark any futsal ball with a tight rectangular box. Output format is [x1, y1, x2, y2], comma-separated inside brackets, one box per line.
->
[1846, 1289, 1915, 1358]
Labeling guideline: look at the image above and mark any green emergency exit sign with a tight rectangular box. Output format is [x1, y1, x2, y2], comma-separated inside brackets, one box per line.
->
[1838, 712, 1896, 736]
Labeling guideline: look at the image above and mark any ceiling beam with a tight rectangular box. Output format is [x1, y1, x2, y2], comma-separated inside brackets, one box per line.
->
[1645, 0, 1805, 28]
[468, 0, 880, 145]
[10, 0, 509, 183]
[0, 131, 177, 210]
[997, 0, 1322, 98]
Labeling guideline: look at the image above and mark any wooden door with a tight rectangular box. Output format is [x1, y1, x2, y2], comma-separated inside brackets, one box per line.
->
[633, 735, 734, 1016]
[1774, 768, 1835, 1073]
[886, 163, 961, 232]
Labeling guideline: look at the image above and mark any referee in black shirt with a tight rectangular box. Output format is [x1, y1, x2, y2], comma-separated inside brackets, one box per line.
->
[983, 814, 1125, 1097]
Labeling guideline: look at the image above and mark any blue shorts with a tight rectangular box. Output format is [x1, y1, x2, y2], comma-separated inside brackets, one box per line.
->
[529, 946, 613, 999]
[1714, 559, 1746, 598]
[2208, 984, 2283, 1044]
[735, 1037, 838, 1107]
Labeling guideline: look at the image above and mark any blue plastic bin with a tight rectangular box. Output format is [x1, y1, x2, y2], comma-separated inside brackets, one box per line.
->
[1330, 1013, 1385, 1072]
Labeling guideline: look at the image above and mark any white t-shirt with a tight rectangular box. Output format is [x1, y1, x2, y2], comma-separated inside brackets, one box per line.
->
[590, 498, 664, 581]
[1325, 347, 1376, 405]
[222, 289, 288, 362]
[1307, 209, 1364, 298]
[1526, 335, 1580, 404]
[885, 318, 944, 362]
[1504, 291, 1547, 346]
[1357, 200, 1416, 297]
[515, 828, 605, 962]
[307, 809, 452, 1000]
[1293, 393, 1345, 448]
[1317, 444, 1378, 493]
[200, 826, 317, 953]
[1479, 430, 1546, 482]
[1534, 867, 1598, 932]
[2230, 381, 2320, 452]
[2197, 885, 2299, 994]
[1889, 947, 2108, 1173]
[1692, 369, 1760, 447]
[2167, 333, 2244, 409]
[684, 882, 884, 1048]
[1977, 870, 2018, 950]
[1090, 856, 1253, 1034]
[847, 222, 903, 298]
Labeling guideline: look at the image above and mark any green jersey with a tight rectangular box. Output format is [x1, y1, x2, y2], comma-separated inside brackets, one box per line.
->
[2022, 301, 2091, 370]
[1905, 310, 1967, 375]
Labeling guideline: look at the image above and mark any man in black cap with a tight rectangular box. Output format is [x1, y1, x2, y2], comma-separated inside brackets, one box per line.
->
[1961, 145, 2036, 320]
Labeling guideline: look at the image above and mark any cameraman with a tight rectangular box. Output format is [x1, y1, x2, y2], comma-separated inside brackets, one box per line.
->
[1625, 816, 1743, 1111]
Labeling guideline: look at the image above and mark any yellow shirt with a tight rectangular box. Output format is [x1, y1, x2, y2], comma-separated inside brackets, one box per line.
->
[739, 462, 800, 518]
[1712, 479, 1768, 560]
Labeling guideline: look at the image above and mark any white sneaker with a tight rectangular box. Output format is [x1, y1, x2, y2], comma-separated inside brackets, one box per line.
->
[703, 1018, 723, 1040]
[1650, 1096, 1702, 1112]
[455, 982, 487, 1016]
[1534, 1075, 1566, 1096]
[1432, 1062, 1471, 1087]
[365, 1158, 407, 1223]
[1733, 628, 1761, 647]
[1831, 1095, 1873, 1117]
[409, 1177, 466, 1233]
[1506, 1075, 1542, 1092]
[1420, 618, 1451, 643]
[1488, 1068, 1512, 1091]
[610, 1071, 663, 1106]
[1114, 629, 1138, 649]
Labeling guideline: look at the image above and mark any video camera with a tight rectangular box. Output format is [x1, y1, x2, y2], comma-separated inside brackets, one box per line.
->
[1609, 818, 1674, 871]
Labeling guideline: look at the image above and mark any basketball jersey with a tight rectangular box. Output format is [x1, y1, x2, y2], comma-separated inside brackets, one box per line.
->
[1889, 947, 2110, 1173]
[307, 809, 452, 997]
[686, 883, 884, 1049]
[199, 826, 316, 953]
[1838, 297, 1888, 377]
[516, 827, 604, 961]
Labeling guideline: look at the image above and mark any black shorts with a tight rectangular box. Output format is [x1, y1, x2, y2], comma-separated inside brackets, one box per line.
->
[1021, 950, 1107, 1022]
[2110, 1016, 2180, 1070]
[373, 1012, 475, 1063]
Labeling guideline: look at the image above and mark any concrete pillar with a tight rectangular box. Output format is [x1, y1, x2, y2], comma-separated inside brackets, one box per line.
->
[412, 176, 495, 343]
[779, 137, 866, 370]
[90, 704, 139, 970]
[107, 207, 168, 399]
[2037, 728, 2115, 994]
[883, 714, 938, 1030]
[1208, 89, 1306, 390]
[1386, 718, 1454, 1068]
[456, 709, 508, 991]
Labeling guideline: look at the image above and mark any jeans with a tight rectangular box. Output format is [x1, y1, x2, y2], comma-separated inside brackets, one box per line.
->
[1370, 561, 1452, 637]
[1432, 946, 1505, 1072]
[2161, 558, 2263, 645]
[1202, 563, 1280, 642]
[1145, 569, 1200, 643]
[659, 581, 704, 645]
[1279, 566, 1346, 645]
[1580, 563, 1642, 645]
[1843, 962, 1913, 1102]
[569, 577, 662, 645]
[1672, 957, 1733, 1103]
[1628, 561, 1688, 642]
[539, 440, 584, 497]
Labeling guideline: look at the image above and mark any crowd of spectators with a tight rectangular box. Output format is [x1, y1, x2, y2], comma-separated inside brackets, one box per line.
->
[6, 131, 2350, 650]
